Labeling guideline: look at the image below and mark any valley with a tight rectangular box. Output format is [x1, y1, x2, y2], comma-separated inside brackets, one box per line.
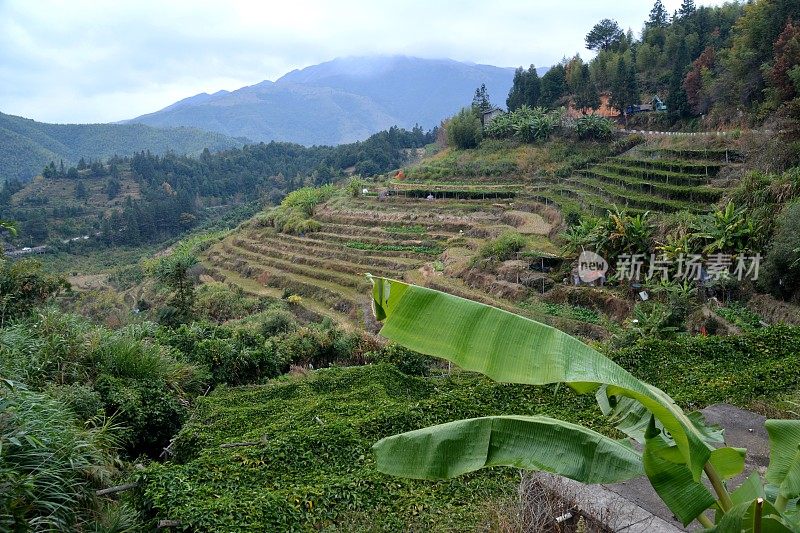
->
[3, 0, 800, 531]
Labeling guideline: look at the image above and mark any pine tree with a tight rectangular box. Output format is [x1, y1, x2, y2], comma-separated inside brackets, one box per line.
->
[472, 84, 492, 113]
[506, 68, 525, 110]
[678, 0, 696, 18]
[539, 64, 568, 108]
[647, 0, 668, 28]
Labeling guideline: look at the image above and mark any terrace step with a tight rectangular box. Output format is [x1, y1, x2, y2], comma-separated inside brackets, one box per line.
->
[230, 237, 418, 279]
[595, 162, 712, 185]
[565, 176, 704, 213]
[206, 248, 362, 314]
[239, 232, 424, 270]
[261, 231, 433, 260]
[580, 168, 723, 202]
[202, 263, 357, 328]
[219, 242, 369, 292]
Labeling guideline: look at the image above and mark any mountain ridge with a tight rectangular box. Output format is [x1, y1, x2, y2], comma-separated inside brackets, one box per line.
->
[0, 111, 248, 182]
[126, 56, 528, 145]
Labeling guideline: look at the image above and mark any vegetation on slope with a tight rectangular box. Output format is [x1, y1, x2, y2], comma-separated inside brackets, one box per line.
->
[0, 111, 247, 182]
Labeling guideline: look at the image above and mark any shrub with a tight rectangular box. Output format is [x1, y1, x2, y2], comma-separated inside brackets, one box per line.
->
[260, 308, 298, 337]
[479, 231, 527, 261]
[446, 108, 482, 149]
[194, 282, 262, 322]
[0, 259, 66, 327]
[575, 114, 614, 140]
[45, 383, 104, 420]
[760, 201, 800, 300]
[371, 343, 434, 376]
[94, 374, 187, 457]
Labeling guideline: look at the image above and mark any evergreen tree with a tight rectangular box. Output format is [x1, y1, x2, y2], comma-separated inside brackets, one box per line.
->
[539, 64, 568, 108]
[75, 181, 88, 200]
[678, 0, 696, 18]
[585, 19, 624, 51]
[647, 0, 668, 28]
[507, 66, 541, 110]
[667, 41, 690, 116]
[574, 64, 600, 111]
[471, 84, 492, 113]
[524, 65, 541, 108]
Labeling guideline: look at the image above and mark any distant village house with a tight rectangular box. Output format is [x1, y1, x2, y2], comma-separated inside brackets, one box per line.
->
[481, 107, 505, 127]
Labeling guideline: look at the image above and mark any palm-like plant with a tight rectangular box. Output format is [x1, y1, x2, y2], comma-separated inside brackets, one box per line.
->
[559, 217, 600, 256]
[694, 201, 756, 255]
[368, 276, 800, 531]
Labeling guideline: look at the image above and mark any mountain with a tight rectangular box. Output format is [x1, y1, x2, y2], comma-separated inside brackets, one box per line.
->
[127, 56, 524, 145]
[0, 111, 247, 182]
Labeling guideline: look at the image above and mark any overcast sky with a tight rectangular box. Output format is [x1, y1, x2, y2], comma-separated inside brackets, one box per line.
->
[0, 0, 730, 124]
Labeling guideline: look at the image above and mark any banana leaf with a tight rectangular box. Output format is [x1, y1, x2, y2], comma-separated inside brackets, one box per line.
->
[369, 276, 714, 479]
[765, 420, 800, 502]
[373, 415, 643, 483]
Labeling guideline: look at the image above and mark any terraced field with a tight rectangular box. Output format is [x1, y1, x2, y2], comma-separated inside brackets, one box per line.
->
[540, 145, 736, 215]
[201, 138, 742, 334]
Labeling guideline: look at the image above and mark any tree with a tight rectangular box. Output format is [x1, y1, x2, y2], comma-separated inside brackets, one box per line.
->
[506, 65, 541, 111]
[74, 181, 88, 200]
[367, 276, 800, 531]
[574, 63, 600, 111]
[506, 67, 526, 110]
[153, 252, 198, 324]
[667, 41, 691, 116]
[678, 0, 696, 18]
[539, 64, 568, 108]
[585, 19, 624, 51]
[106, 178, 121, 200]
[471, 84, 492, 114]
[446, 108, 482, 149]
[611, 56, 638, 116]
[770, 20, 800, 102]
[683, 47, 716, 115]
[647, 0, 668, 28]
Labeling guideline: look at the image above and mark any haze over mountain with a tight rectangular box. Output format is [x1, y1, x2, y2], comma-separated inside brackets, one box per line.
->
[0, 111, 247, 182]
[127, 56, 536, 145]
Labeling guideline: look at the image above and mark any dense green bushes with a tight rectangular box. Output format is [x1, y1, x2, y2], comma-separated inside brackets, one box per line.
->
[446, 108, 483, 149]
[135, 323, 800, 529]
[135, 364, 603, 530]
[260, 185, 336, 234]
[479, 231, 528, 261]
[614, 325, 800, 408]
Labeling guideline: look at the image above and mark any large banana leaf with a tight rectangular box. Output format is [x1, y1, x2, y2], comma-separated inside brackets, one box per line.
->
[369, 276, 713, 479]
[765, 420, 800, 502]
[373, 415, 643, 483]
[642, 418, 716, 525]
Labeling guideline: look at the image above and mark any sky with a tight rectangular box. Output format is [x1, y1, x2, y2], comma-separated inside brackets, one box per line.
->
[0, 0, 730, 124]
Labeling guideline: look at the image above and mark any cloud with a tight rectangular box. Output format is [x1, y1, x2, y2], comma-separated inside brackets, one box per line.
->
[0, 0, 730, 123]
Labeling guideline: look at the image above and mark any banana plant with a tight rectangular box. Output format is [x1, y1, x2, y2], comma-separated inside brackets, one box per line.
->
[367, 276, 800, 531]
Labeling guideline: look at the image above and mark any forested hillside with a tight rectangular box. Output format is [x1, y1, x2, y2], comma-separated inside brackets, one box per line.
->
[506, 0, 800, 129]
[0, 111, 247, 182]
[1, 126, 434, 245]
